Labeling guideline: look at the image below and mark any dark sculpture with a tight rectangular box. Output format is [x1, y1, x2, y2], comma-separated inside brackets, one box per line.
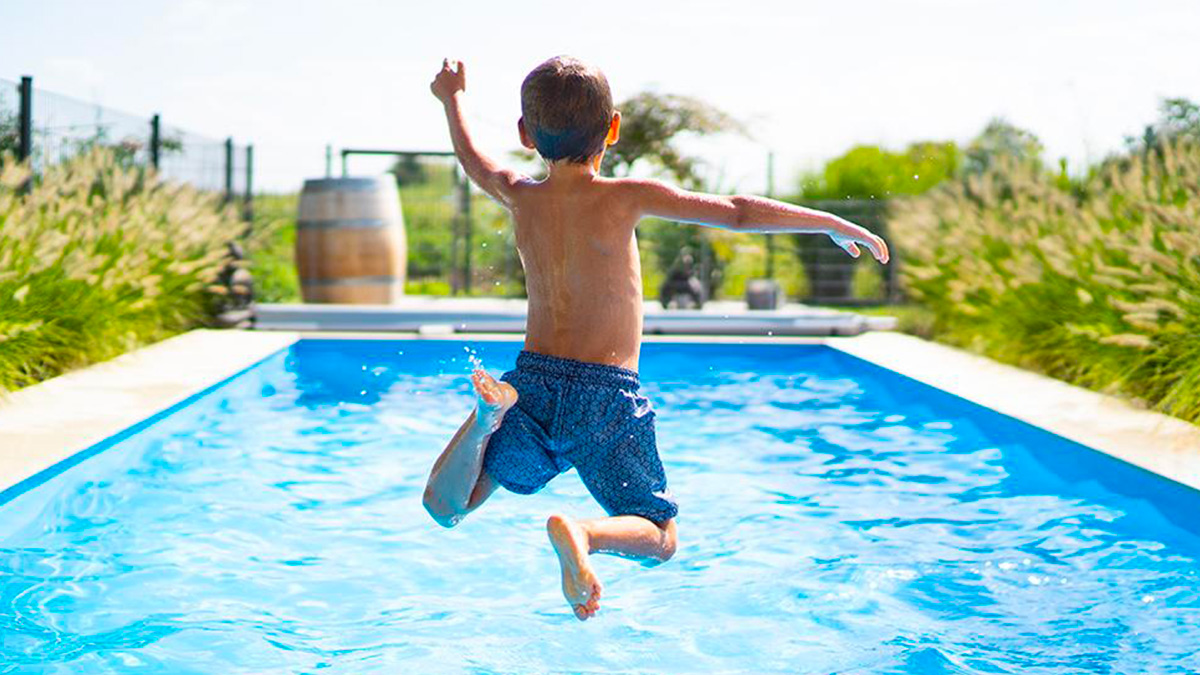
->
[659, 249, 706, 309]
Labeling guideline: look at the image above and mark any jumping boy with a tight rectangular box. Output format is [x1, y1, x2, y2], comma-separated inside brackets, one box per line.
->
[422, 56, 889, 621]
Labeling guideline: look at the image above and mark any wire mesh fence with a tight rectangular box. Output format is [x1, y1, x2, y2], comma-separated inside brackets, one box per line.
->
[0, 76, 250, 200]
[391, 153, 522, 296]
[1, 76, 897, 306]
[0, 80, 23, 156]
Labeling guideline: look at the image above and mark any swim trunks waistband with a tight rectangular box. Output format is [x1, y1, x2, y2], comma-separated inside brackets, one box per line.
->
[515, 350, 639, 389]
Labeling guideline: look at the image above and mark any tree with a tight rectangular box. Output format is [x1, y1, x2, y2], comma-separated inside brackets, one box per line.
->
[964, 118, 1043, 175]
[800, 141, 960, 200]
[601, 92, 744, 189]
[1126, 97, 1200, 153]
[390, 153, 429, 186]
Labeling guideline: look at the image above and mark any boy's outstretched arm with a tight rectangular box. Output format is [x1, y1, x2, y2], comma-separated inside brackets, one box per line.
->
[431, 59, 526, 207]
[628, 179, 889, 263]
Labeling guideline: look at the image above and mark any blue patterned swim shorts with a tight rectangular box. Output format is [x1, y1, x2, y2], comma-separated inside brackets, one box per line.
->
[482, 350, 678, 524]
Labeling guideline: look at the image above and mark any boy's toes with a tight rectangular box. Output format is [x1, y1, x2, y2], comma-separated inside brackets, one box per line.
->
[472, 370, 517, 410]
[497, 381, 518, 406]
[573, 604, 588, 621]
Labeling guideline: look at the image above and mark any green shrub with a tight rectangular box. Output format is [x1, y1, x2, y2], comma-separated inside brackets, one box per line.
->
[0, 149, 243, 391]
[892, 139, 1200, 422]
[244, 193, 300, 303]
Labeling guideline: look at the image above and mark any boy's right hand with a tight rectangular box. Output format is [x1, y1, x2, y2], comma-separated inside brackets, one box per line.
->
[431, 59, 466, 105]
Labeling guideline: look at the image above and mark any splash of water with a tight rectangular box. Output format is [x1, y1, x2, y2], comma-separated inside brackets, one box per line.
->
[463, 346, 484, 373]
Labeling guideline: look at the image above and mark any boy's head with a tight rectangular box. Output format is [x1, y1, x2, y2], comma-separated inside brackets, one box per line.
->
[519, 56, 618, 164]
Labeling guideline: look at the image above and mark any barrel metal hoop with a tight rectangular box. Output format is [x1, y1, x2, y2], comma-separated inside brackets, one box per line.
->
[301, 177, 390, 193]
[300, 275, 398, 287]
[297, 218, 390, 230]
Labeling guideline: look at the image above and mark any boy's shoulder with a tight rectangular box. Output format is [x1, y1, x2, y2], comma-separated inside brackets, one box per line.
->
[505, 175, 684, 222]
[513, 175, 674, 201]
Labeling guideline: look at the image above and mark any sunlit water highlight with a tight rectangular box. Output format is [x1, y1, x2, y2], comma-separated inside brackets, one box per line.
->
[2, 340, 1199, 673]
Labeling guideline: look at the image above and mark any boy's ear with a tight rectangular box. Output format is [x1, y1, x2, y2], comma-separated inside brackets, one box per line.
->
[605, 111, 621, 146]
[517, 117, 537, 150]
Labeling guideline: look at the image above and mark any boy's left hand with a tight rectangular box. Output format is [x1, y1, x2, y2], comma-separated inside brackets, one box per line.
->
[431, 59, 466, 104]
[830, 224, 890, 264]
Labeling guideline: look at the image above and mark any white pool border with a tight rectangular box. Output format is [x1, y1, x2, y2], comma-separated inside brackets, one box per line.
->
[2, 328, 1199, 502]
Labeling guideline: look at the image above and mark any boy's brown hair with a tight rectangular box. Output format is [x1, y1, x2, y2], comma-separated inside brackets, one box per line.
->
[520, 56, 614, 164]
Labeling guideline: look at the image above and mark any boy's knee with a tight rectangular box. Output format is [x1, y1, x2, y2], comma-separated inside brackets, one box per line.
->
[657, 519, 678, 561]
[423, 488, 463, 529]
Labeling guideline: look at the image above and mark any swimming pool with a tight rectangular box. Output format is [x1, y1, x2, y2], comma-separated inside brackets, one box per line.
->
[3, 339, 1199, 673]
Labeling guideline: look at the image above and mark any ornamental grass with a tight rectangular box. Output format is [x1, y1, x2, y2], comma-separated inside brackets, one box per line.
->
[892, 139, 1200, 423]
[0, 149, 243, 391]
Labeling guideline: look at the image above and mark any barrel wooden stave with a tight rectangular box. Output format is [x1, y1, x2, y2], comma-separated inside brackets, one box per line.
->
[296, 176, 406, 304]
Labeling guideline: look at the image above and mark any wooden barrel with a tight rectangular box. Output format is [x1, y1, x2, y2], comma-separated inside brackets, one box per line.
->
[296, 176, 406, 304]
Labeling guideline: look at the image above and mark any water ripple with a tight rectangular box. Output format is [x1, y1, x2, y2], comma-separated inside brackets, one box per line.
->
[2, 341, 1200, 673]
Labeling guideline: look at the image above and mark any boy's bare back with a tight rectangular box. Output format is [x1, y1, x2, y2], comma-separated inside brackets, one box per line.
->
[431, 56, 888, 373]
[510, 172, 655, 370]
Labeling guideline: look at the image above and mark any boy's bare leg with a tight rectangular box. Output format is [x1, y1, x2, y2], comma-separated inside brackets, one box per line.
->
[546, 514, 677, 620]
[422, 370, 516, 527]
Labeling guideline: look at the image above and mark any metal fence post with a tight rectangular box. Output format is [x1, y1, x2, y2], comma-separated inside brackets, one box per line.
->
[149, 114, 161, 169]
[765, 151, 775, 279]
[17, 76, 33, 163]
[223, 137, 234, 202]
[243, 144, 254, 224]
[460, 176, 472, 294]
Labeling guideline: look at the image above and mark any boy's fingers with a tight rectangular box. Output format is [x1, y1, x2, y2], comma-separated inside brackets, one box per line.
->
[442, 58, 449, 70]
[874, 238, 890, 263]
[457, 60, 466, 77]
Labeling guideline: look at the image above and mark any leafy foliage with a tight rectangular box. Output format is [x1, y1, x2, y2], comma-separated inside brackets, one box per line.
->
[601, 92, 744, 189]
[0, 96, 17, 158]
[963, 118, 1044, 175]
[1126, 98, 1200, 153]
[801, 142, 960, 200]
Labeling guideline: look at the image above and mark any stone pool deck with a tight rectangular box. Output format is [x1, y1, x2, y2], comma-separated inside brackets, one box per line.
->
[0, 330, 298, 502]
[2, 328, 1199, 504]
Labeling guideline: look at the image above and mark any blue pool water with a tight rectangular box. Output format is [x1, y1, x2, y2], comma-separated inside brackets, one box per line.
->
[3, 340, 1200, 673]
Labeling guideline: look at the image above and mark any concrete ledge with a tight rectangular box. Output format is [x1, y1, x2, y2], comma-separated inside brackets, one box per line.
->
[830, 332, 1200, 492]
[0, 329, 299, 500]
[253, 299, 898, 336]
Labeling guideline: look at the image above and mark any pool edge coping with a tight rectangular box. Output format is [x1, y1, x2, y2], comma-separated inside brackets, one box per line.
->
[827, 331, 1200, 492]
[0, 329, 300, 500]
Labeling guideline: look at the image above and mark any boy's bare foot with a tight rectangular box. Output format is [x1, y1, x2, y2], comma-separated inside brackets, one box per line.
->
[472, 369, 517, 432]
[546, 514, 603, 621]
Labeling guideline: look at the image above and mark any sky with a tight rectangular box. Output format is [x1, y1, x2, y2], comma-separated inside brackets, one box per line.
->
[3, 0, 1198, 192]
